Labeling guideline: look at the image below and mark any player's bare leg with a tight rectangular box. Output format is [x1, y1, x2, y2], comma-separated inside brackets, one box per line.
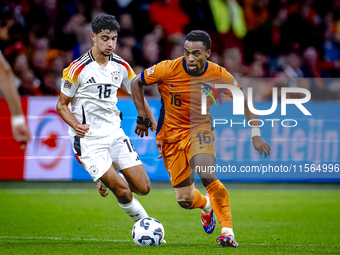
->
[172, 172, 211, 212]
[173, 171, 195, 208]
[173, 182, 194, 208]
[97, 172, 132, 197]
[100, 164, 148, 222]
[120, 165, 150, 196]
[194, 153, 238, 248]
[172, 171, 215, 233]
[100, 164, 132, 203]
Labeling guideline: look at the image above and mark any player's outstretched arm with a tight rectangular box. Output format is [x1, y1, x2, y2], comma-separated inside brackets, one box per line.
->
[243, 92, 271, 158]
[131, 74, 153, 138]
[56, 93, 88, 138]
[0, 52, 32, 149]
[0, 53, 22, 116]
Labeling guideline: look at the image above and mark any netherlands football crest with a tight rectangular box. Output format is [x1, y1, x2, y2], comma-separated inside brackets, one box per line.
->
[199, 82, 222, 106]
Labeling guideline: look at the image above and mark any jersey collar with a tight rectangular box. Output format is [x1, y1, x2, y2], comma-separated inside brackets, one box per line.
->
[182, 57, 208, 77]
[89, 48, 95, 62]
[89, 48, 113, 63]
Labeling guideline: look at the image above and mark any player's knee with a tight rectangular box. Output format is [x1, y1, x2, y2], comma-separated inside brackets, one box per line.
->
[133, 176, 150, 196]
[138, 182, 150, 196]
[201, 177, 217, 187]
[178, 200, 193, 209]
[174, 185, 194, 209]
[111, 184, 131, 199]
[177, 195, 194, 209]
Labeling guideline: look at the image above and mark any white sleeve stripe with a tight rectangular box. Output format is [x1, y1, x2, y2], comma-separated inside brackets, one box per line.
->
[69, 55, 89, 78]
[67, 55, 87, 78]
[67, 54, 88, 76]
[67, 55, 88, 78]
[233, 79, 238, 86]
[69, 56, 90, 79]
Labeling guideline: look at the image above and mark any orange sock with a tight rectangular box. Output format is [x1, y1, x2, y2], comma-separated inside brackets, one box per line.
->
[189, 188, 207, 209]
[206, 180, 232, 229]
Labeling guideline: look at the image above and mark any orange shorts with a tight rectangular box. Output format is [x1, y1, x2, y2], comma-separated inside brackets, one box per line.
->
[161, 126, 215, 187]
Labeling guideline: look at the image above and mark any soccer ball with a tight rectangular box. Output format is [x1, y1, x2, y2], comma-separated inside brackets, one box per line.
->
[132, 217, 165, 246]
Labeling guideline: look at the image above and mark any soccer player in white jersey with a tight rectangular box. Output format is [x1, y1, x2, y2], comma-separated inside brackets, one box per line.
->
[56, 15, 157, 223]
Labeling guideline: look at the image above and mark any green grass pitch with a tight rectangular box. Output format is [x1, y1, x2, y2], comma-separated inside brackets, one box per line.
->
[0, 182, 339, 254]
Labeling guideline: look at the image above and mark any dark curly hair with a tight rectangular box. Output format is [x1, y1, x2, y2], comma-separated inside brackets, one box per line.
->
[185, 30, 211, 50]
[91, 15, 120, 34]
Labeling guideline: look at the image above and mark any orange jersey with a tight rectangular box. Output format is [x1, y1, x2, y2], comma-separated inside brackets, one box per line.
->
[141, 57, 241, 143]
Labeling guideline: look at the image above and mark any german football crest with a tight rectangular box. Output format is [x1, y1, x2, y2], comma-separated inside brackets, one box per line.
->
[89, 165, 98, 175]
[112, 71, 122, 85]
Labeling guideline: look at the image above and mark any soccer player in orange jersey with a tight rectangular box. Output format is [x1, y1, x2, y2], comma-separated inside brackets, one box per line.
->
[131, 30, 271, 248]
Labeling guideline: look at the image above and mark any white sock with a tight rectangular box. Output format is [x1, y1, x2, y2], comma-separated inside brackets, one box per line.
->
[221, 227, 235, 237]
[202, 196, 212, 214]
[119, 196, 148, 222]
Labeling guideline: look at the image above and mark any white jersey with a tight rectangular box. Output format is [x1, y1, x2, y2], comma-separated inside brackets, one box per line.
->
[61, 49, 135, 137]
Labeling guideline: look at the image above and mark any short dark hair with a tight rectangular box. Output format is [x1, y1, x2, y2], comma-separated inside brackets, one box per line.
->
[185, 30, 211, 50]
[91, 15, 120, 34]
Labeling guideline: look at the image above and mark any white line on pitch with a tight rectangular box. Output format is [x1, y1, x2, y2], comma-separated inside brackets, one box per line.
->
[0, 236, 130, 242]
[0, 189, 96, 195]
[242, 243, 339, 248]
[0, 237, 337, 247]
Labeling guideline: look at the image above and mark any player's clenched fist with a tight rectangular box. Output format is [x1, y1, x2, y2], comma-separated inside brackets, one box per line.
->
[75, 124, 89, 138]
[135, 124, 149, 138]
[12, 124, 32, 149]
[135, 116, 153, 138]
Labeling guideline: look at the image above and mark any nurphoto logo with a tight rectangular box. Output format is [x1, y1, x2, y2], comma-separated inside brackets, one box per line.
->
[201, 84, 312, 128]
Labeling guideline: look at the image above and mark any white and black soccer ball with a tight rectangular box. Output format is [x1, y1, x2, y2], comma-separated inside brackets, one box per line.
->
[132, 217, 165, 246]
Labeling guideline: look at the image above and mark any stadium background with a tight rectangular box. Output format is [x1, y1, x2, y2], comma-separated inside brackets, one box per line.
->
[0, 1, 339, 254]
[0, 0, 339, 182]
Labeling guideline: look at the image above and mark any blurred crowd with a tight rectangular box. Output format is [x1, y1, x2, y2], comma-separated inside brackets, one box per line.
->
[1, 0, 340, 100]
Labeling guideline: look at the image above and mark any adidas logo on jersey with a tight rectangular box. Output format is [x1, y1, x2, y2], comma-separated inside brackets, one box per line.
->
[86, 77, 97, 84]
